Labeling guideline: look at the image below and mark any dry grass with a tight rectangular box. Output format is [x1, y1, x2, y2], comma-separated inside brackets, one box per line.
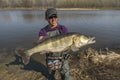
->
[0, 48, 120, 80]
[69, 48, 120, 80]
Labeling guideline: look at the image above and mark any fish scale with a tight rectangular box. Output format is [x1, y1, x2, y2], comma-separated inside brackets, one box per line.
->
[17, 32, 96, 65]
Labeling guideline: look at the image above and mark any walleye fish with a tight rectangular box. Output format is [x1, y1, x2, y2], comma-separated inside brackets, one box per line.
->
[16, 33, 96, 64]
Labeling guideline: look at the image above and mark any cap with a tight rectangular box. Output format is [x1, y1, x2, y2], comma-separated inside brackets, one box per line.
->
[45, 8, 57, 19]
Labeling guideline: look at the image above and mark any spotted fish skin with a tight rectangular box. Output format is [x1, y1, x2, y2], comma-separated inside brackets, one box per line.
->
[17, 32, 96, 64]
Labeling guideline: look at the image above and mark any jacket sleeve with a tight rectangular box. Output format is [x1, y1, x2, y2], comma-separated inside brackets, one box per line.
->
[38, 28, 46, 36]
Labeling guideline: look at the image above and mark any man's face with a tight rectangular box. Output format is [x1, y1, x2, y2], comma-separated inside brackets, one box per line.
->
[47, 15, 58, 27]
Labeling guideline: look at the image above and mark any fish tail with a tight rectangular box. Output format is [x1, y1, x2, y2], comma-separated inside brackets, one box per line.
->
[15, 49, 30, 65]
[22, 55, 30, 65]
[15, 49, 25, 56]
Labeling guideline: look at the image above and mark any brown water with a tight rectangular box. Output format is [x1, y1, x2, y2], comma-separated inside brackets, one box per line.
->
[0, 10, 120, 49]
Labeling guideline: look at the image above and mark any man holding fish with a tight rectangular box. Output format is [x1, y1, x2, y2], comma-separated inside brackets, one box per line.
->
[17, 8, 96, 80]
[38, 8, 70, 80]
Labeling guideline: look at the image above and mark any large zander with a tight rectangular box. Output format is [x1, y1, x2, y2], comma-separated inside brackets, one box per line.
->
[16, 33, 96, 64]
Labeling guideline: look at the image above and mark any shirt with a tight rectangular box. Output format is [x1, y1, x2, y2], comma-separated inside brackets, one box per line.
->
[39, 24, 68, 36]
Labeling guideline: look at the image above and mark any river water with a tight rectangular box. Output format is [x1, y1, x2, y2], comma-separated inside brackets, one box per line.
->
[0, 10, 120, 49]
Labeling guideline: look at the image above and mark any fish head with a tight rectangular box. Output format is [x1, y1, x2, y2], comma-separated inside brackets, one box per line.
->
[73, 35, 96, 48]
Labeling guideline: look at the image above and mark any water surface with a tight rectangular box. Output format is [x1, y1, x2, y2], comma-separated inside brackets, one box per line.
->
[0, 10, 120, 49]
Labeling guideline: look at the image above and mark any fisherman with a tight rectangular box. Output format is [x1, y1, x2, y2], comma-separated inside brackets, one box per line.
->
[38, 8, 70, 80]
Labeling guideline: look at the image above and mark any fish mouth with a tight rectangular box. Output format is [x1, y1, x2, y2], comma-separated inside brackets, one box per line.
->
[88, 37, 96, 44]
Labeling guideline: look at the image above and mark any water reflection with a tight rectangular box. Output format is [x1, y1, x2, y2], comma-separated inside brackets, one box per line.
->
[0, 10, 120, 49]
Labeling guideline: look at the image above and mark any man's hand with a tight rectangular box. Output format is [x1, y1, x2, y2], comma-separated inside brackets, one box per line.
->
[33, 40, 43, 45]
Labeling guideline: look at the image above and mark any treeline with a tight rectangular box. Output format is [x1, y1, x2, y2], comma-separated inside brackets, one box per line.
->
[0, 0, 120, 9]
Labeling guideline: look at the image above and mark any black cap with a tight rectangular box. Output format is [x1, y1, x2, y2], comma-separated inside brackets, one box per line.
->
[45, 8, 57, 19]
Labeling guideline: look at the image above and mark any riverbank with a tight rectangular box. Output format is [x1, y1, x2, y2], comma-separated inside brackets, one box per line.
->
[0, 7, 120, 11]
[0, 8, 100, 11]
[0, 0, 120, 10]
[0, 48, 120, 80]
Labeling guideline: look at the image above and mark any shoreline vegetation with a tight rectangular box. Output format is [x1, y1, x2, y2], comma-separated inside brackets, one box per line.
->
[0, 7, 120, 11]
[0, 8, 101, 10]
[0, 0, 120, 10]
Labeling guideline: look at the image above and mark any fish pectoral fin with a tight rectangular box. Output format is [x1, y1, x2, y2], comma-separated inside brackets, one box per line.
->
[71, 45, 79, 52]
[71, 47, 79, 52]
[40, 50, 50, 54]
[62, 45, 72, 53]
